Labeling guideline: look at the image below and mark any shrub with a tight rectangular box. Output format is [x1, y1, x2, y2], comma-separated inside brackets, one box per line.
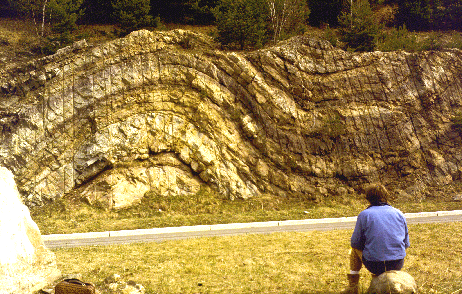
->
[80, 0, 114, 24]
[267, 0, 310, 43]
[323, 25, 339, 47]
[308, 0, 344, 27]
[185, 0, 218, 25]
[442, 1, 462, 30]
[49, 0, 84, 35]
[446, 31, 462, 50]
[377, 25, 419, 52]
[418, 31, 445, 51]
[213, 0, 270, 49]
[394, 0, 443, 31]
[112, 0, 153, 34]
[338, 0, 382, 52]
[8, 0, 83, 37]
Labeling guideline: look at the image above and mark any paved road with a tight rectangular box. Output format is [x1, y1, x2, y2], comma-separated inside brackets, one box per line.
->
[43, 211, 462, 249]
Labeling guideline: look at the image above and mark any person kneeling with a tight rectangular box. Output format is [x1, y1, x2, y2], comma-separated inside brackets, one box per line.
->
[341, 183, 410, 294]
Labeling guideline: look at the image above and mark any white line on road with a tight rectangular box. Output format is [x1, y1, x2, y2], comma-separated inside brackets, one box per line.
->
[42, 210, 462, 243]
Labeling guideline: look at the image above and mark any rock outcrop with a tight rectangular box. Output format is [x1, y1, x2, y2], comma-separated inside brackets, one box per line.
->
[0, 167, 61, 293]
[1, 29, 462, 208]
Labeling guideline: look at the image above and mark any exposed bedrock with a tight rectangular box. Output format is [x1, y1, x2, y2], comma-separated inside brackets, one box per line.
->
[1, 29, 462, 208]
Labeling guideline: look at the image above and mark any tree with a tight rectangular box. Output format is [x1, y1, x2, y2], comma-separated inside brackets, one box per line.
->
[0, 0, 16, 17]
[148, 0, 218, 24]
[267, 0, 310, 42]
[394, 0, 438, 31]
[8, 0, 83, 36]
[48, 0, 84, 35]
[338, 0, 382, 52]
[112, 0, 153, 34]
[151, 0, 187, 23]
[8, 0, 47, 36]
[80, 0, 114, 24]
[437, 0, 462, 30]
[308, 0, 344, 27]
[213, 0, 270, 49]
[185, 0, 218, 24]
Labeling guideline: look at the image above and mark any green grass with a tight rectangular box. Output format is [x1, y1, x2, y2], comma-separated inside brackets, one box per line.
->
[31, 187, 462, 235]
[52, 222, 462, 294]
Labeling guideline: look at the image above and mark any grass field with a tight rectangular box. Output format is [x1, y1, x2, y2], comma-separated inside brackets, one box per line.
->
[52, 222, 462, 294]
[31, 189, 462, 235]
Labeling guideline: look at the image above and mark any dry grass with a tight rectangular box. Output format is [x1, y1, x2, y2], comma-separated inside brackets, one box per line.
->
[0, 18, 37, 45]
[52, 222, 462, 294]
[31, 187, 462, 235]
[0, 18, 41, 70]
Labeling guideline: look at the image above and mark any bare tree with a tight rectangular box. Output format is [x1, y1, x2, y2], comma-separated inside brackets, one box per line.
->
[9, 0, 49, 36]
[266, 0, 309, 43]
[9, 0, 83, 37]
[40, 0, 48, 36]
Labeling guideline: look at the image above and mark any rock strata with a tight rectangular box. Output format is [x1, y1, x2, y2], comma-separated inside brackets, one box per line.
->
[1, 29, 462, 207]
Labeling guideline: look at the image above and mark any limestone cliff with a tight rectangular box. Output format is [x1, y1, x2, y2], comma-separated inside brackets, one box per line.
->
[1, 29, 462, 208]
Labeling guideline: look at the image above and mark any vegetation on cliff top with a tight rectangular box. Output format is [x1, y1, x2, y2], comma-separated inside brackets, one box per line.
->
[1, 0, 462, 54]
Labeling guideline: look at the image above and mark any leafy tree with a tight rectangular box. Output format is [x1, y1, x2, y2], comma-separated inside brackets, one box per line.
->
[308, 0, 344, 27]
[377, 24, 419, 52]
[0, 0, 16, 17]
[8, 0, 47, 35]
[80, 0, 114, 24]
[185, 0, 218, 24]
[439, 0, 462, 30]
[338, 0, 382, 52]
[394, 0, 437, 31]
[8, 0, 83, 36]
[49, 0, 84, 34]
[150, 0, 187, 23]
[267, 0, 310, 42]
[148, 0, 218, 25]
[213, 0, 270, 49]
[112, 0, 153, 34]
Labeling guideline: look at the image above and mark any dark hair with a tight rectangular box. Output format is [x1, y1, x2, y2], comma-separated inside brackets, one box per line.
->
[365, 183, 389, 205]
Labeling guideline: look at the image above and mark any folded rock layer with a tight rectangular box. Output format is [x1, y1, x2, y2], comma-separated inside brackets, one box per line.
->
[1, 29, 462, 208]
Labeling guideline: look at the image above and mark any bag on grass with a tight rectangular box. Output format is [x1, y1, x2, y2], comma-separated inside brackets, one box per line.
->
[55, 278, 96, 294]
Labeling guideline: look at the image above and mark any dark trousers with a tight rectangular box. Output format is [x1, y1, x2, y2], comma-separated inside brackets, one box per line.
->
[362, 257, 404, 276]
[349, 248, 404, 276]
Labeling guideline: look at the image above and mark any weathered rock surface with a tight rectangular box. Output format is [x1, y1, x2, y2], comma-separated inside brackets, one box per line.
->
[1, 29, 462, 208]
[367, 270, 417, 294]
[0, 167, 61, 293]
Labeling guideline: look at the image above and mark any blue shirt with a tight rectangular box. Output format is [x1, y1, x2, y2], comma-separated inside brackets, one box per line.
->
[351, 204, 410, 262]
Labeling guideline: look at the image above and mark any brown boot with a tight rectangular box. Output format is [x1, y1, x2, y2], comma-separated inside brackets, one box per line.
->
[340, 274, 360, 294]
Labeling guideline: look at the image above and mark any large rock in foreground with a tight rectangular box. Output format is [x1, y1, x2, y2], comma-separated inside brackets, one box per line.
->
[0, 167, 61, 293]
[367, 270, 417, 294]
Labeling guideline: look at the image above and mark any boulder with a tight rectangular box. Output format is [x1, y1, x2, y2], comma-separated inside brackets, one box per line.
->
[0, 167, 61, 293]
[367, 270, 417, 294]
